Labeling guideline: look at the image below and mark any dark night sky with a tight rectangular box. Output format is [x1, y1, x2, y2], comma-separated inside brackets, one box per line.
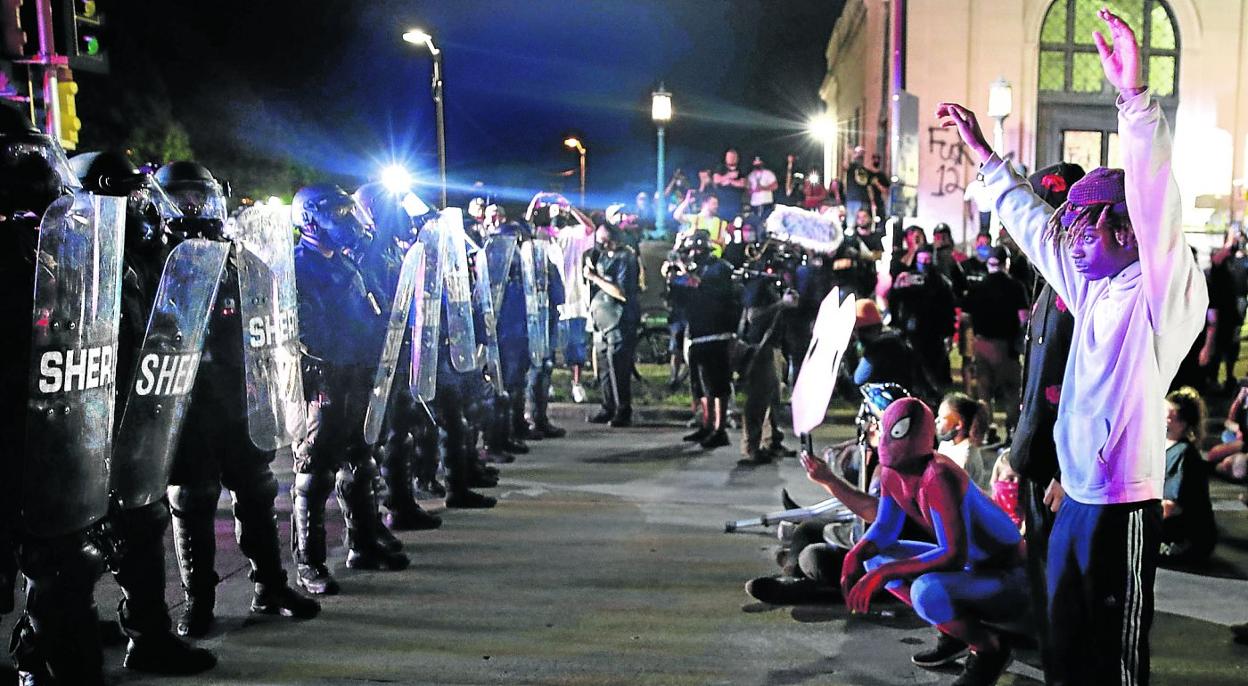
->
[88, 0, 843, 209]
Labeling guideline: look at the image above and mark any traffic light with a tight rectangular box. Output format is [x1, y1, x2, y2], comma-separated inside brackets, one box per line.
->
[0, 0, 30, 59]
[56, 78, 79, 149]
[59, 0, 106, 73]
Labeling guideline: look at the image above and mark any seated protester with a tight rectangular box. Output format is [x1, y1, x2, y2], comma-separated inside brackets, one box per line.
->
[673, 231, 740, 449]
[747, 384, 909, 604]
[1161, 387, 1217, 563]
[936, 392, 991, 490]
[1207, 382, 1248, 482]
[841, 398, 1027, 686]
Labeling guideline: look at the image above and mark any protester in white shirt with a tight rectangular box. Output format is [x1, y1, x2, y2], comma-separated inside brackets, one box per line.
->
[746, 155, 778, 218]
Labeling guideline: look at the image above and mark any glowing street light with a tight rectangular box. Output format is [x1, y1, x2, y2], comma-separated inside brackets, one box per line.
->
[403, 27, 447, 208]
[380, 164, 413, 194]
[808, 113, 837, 188]
[651, 85, 672, 237]
[564, 137, 586, 207]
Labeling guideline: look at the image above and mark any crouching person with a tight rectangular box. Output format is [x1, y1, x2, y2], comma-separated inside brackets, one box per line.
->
[841, 398, 1028, 686]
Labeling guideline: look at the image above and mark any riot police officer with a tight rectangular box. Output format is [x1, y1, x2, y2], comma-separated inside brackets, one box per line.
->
[68, 150, 217, 676]
[157, 161, 320, 636]
[483, 214, 533, 455]
[292, 184, 409, 596]
[353, 182, 443, 530]
[524, 203, 566, 440]
[0, 105, 111, 685]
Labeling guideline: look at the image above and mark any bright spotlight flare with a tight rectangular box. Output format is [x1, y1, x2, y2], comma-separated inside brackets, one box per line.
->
[380, 164, 413, 194]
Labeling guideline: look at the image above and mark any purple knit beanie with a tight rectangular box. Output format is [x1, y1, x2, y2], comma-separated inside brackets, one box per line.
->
[1060, 167, 1127, 227]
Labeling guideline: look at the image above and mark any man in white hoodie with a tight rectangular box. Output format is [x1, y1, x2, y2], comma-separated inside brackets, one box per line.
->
[936, 8, 1207, 685]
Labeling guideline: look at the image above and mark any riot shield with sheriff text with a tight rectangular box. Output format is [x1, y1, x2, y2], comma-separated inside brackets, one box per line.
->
[441, 209, 478, 373]
[520, 238, 551, 365]
[111, 239, 229, 510]
[472, 250, 505, 395]
[411, 218, 444, 402]
[363, 242, 424, 444]
[231, 205, 306, 450]
[23, 191, 126, 537]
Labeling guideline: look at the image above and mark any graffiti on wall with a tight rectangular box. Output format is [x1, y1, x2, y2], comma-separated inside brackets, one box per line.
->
[926, 126, 971, 198]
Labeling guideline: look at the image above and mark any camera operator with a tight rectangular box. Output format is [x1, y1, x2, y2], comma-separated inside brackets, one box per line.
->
[734, 242, 799, 465]
[671, 230, 740, 450]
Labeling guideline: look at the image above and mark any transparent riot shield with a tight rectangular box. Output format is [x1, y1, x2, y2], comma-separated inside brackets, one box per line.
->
[483, 234, 517, 313]
[111, 239, 229, 510]
[440, 209, 478, 373]
[472, 252, 505, 395]
[363, 242, 424, 444]
[231, 205, 306, 450]
[23, 191, 126, 537]
[520, 239, 551, 365]
[411, 219, 444, 402]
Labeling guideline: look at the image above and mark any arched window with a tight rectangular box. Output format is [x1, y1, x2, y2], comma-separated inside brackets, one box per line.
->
[1035, 0, 1179, 169]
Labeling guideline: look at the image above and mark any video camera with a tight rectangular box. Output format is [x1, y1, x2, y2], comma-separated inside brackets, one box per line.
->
[732, 238, 801, 290]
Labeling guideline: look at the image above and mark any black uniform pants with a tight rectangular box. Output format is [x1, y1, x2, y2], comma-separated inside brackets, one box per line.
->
[170, 396, 286, 591]
[292, 363, 378, 565]
[13, 530, 106, 685]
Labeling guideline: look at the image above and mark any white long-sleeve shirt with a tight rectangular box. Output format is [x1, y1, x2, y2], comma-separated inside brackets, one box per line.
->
[981, 89, 1207, 505]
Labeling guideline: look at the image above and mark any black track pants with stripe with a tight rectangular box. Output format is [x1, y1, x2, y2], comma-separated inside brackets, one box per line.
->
[1047, 497, 1160, 686]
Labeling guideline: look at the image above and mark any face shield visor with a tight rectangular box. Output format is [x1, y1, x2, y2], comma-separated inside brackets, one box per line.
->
[165, 179, 228, 240]
[312, 193, 373, 251]
[0, 134, 81, 218]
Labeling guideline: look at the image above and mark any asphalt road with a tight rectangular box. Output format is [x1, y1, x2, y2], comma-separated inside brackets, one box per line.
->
[3, 407, 1247, 685]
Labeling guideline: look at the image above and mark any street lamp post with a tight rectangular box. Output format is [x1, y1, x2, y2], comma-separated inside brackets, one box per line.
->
[403, 28, 447, 208]
[564, 137, 586, 207]
[987, 77, 1013, 235]
[808, 113, 837, 190]
[987, 77, 1013, 157]
[651, 85, 672, 238]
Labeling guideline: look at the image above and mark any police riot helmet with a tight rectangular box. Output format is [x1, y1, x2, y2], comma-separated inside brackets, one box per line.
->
[155, 160, 229, 240]
[70, 151, 182, 246]
[0, 103, 79, 219]
[353, 181, 417, 245]
[292, 183, 372, 252]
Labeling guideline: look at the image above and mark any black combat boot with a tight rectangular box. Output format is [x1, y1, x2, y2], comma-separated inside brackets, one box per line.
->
[291, 472, 340, 595]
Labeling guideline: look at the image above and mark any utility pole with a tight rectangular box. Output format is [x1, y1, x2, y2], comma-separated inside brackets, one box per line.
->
[33, 0, 61, 137]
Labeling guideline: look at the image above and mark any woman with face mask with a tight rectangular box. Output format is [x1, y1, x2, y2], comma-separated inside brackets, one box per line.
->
[934, 392, 990, 490]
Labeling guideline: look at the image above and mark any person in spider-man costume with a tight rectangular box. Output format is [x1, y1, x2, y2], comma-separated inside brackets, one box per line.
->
[841, 397, 1028, 686]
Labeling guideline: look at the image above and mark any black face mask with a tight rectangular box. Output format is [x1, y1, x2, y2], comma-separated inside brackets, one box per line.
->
[937, 428, 959, 443]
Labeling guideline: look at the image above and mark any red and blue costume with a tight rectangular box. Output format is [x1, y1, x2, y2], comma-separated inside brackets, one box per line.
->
[842, 398, 1029, 653]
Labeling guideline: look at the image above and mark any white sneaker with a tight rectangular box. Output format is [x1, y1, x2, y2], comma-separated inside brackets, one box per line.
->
[571, 383, 586, 403]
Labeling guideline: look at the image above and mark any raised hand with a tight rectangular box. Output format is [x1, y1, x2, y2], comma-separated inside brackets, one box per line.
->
[935, 103, 992, 164]
[1093, 7, 1143, 92]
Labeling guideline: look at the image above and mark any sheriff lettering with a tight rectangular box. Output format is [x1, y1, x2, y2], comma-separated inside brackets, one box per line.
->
[247, 309, 298, 349]
[134, 352, 201, 397]
[37, 345, 116, 394]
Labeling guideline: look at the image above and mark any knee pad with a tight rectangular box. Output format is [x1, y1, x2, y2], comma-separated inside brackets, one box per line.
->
[167, 484, 221, 518]
[293, 471, 334, 501]
[115, 501, 171, 548]
[232, 470, 279, 514]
